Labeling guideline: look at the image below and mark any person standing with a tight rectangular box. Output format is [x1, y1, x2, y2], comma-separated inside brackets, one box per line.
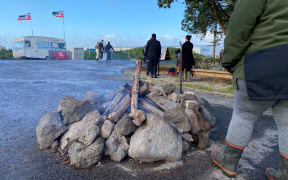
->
[99, 40, 104, 60]
[181, 35, 195, 81]
[105, 42, 114, 61]
[211, 0, 288, 179]
[144, 34, 161, 78]
[95, 42, 100, 60]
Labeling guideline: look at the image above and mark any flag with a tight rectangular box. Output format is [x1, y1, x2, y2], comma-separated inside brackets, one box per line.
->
[52, 11, 64, 18]
[18, 13, 32, 21]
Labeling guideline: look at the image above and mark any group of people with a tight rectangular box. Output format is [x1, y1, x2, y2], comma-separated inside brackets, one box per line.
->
[95, 40, 114, 61]
[144, 34, 195, 79]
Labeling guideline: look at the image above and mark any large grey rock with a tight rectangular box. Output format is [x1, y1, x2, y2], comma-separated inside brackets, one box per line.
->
[185, 109, 201, 135]
[114, 114, 136, 136]
[153, 97, 180, 111]
[105, 131, 129, 162]
[101, 119, 115, 139]
[128, 114, 183, 162]
[60, 110, 101, 150]
[164, 107, 191, 133]
[68, 138, 104, 169]
[199, 106, 216, 127]
[78, 125, 100, 146]
[36, 111, 67, 149]
[57, 96, 93, 125]
[181, 91, 198, 108]
[129, 110, 146, 127]
[185, 100, 199, 112]
[86, 91, 104, 105]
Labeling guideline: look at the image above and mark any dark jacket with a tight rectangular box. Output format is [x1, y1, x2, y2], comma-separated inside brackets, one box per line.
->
[105, 44, 114, 53]
[182, 41, 195, 69]
[145, 38, 161, 60]
[222, 0, 288, 100]
[99, 42, 104, 52]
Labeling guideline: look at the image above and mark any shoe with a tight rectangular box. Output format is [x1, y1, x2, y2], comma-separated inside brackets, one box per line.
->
[211, 139, 244, 178]
[154, 74, 157, 78]
[266, 153, 288, 180]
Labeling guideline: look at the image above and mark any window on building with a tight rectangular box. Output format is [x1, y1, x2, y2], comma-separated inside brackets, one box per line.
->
[38, 41, 51, 49]
[51, 42, 58, 48]
[58, 43, 66, 49]
[13, 41, 24, 50]
[24, 40, 31, 48]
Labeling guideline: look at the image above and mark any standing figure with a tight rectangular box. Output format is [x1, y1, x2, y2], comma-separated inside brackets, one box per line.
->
[95, 42, 100, 60]
[181, 35, 195, 81]
[99, 40, 104, 60]
[211, 0, 288, 179]
[144, 33, 161, 78]
[105, 42, 114, 61]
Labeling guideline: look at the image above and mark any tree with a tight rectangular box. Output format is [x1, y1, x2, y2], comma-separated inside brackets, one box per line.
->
[158, 0, 236, 36]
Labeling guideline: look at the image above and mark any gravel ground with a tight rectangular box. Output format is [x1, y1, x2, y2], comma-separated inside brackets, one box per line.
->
[0, 60, 280, 180]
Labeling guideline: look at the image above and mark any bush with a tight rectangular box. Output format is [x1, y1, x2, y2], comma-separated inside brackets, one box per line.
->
[0, 48, 13, 59]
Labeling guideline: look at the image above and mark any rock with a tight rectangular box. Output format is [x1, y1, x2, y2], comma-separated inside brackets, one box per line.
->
[79, 125, 100, 146]
[105, 131, 129, 162]
[171, 92, 181, 103]
[114, 114, 137, 136]
[197, 96, 211, 109]
[36, 111, 68, 149]
[68, 138, 104, 169]
[199, 106, 216, 127]
[101, 120, 115, 139]
[154, 97, 180, 111]
[164, 107, 191, 133]
[185, 100, 199, 111]
[152, 84, 175, 97]
[60, 110, 101, 150]
[51, 141, 59, 153]
[57, 96, 93, 125]
[197, 131, 210, 149]
[129, 110, 146, 127]
[90, 104, 106, 115]
[128, 113, 183, 162]
[185, 109, 201, 135]
[183, 141, 190, 152]
[181, 92, 198, 108]
[181, 133, 194, 142]
[195, 111, 211, 131]
[86, 91, 104, 105]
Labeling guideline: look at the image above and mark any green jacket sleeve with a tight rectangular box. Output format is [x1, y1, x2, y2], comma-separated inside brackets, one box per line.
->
[222, 0, 266, 72]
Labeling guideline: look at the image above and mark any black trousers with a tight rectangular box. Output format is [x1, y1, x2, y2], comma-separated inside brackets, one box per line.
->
[148, 59, 158, 76]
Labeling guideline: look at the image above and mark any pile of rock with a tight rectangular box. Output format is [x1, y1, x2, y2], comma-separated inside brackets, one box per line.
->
[36, 81, 215, 169]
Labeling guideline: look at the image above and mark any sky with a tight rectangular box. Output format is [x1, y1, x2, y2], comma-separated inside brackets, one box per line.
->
[0, 0, 222, 54]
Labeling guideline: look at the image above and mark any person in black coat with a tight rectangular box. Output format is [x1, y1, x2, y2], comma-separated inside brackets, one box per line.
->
[182, 35, 195, 81]
[144, 34, 161, 78]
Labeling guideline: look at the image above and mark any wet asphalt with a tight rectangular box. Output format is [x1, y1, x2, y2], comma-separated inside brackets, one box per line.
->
[0, 60, 280, 180]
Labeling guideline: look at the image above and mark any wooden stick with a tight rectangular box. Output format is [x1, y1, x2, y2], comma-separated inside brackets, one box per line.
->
[131, 60, 142, 114]
[104, 83, 131, 115]
[139, 98, 164, 118]
[108, 93, 131, 122]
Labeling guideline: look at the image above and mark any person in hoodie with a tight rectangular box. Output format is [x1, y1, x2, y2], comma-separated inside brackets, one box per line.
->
[211, 0, 288, 179]
[144, 34, 161, 78]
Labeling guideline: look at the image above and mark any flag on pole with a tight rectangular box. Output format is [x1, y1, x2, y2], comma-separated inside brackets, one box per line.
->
[18, 13, 32, 21]
[52, 11, 64, 18]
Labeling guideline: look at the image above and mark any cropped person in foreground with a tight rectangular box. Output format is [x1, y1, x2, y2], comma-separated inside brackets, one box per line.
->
[211, 0, 288, 179]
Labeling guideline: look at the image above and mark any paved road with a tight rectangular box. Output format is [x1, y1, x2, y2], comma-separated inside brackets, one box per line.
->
[0, 60, 280, 180]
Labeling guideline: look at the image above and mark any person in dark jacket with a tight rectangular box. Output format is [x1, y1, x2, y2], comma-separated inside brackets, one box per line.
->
[99, 40, 104, 60]
[105, 42, 114, 61]
[182, 35, 195, 81]
[144, 34, 161, 78]
[211, 0, 288, 179]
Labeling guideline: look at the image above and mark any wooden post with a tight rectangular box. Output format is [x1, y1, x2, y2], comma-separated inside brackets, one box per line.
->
[131, 60, 142, 113]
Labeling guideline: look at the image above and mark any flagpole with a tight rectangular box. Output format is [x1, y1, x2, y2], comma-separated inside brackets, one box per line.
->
[63, 11, 65, 41]
[30, 19, 34, 36]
